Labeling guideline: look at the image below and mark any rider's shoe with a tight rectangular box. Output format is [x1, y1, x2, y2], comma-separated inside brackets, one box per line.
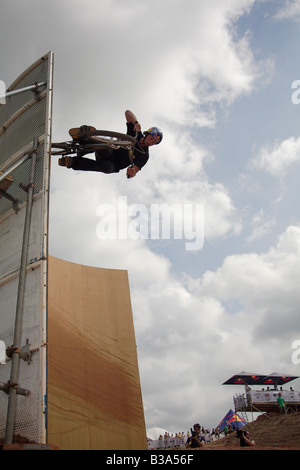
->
[69, 125, 96, 141]
[58, 156, 73, 168]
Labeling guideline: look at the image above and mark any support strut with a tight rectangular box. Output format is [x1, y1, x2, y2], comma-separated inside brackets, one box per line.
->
[4, 137, 39, 444]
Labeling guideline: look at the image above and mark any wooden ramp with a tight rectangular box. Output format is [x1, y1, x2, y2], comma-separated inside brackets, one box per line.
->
[47, 256, 147, 450]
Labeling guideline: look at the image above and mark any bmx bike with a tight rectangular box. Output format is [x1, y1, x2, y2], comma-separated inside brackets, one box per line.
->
[51, 129, 137, 158]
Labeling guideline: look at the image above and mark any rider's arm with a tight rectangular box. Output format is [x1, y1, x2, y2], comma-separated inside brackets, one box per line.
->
[125, 110, 141, 132]
[242, 435, 255, 446]
[194, 436, 204, 447]
[126, 165, 140, 178]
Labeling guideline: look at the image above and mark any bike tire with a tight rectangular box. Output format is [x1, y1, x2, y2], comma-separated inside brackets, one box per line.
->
[51, 141, 120, 156]
[51, 130, 136, 156]
[87, 129, 136, 148]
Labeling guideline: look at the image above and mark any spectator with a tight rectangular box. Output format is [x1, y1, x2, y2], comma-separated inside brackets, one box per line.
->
[245, 383, 252, 405]
[239, 431, 255, 447]
[186, 423, 204, 448]
[276, 392, 286, 414]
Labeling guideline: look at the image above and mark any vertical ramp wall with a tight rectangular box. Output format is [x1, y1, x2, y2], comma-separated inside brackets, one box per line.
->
[47, 256, 147, 450]
[0, 52, 53, 443]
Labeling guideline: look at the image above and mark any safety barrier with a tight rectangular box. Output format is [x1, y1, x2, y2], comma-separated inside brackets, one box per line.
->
[147, 436, 186, 450]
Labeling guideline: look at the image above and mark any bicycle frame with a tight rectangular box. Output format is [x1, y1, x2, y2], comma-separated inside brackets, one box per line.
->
[51, 129, 137, 157]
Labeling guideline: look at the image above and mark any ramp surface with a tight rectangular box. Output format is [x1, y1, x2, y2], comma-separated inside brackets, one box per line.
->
[47, 256, 147, 450]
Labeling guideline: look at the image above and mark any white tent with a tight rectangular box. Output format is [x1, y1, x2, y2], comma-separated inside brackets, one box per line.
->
[147, 427, 169, 440]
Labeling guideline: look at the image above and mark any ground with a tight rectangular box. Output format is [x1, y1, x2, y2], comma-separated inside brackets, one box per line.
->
[203, 411, 300, 450]
[1, 411, 300, 450]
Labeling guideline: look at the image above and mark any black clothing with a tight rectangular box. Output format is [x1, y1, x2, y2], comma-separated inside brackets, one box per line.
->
[186, 435, 203, 448]
[240, 436, 251, 447]
[111, 122, 149, 171]
[71, 122, 149, 173]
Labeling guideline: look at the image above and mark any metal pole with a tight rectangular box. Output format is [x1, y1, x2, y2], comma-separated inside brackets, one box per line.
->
[5, 137, 39, 444]
[0, 82, 47, 101]
[0, 153, 30, 184]
[0, 382, 31, 397]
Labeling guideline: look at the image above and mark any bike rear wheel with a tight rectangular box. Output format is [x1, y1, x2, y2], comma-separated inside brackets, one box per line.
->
[51, 130, 136, 156]
[87, 129, 136, 149]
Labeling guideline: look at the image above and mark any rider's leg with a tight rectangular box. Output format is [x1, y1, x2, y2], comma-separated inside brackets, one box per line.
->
[78, 146, 114, 158]
[60, 156, 116, 173]
[77, 148, 94, 157]
[95, 148, 114, 161]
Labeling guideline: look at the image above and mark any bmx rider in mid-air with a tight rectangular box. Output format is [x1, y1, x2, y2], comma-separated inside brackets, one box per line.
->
[58, 110, 163, 179]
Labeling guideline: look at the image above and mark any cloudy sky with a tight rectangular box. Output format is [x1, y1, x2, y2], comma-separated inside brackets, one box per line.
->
[1, 0, 300, 434]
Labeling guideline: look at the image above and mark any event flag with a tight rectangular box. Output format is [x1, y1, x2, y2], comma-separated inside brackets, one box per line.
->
[217, 409, 247, 432]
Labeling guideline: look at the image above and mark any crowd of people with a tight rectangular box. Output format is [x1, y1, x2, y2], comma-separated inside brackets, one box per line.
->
[147, 424, 237, 450]
[147, 419, 258, 449]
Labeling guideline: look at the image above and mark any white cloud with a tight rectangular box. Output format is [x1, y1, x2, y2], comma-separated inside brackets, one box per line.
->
[128, 224, 300, 429]
[274, 0, 300, 21]
[127, 226, 300, 429]
[249, 136, 300, 177]
[188, 224, 300, 327]
[40, 0, 260, 139]
[247, 209, 276, 242]
[153, 179, 242, 240]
